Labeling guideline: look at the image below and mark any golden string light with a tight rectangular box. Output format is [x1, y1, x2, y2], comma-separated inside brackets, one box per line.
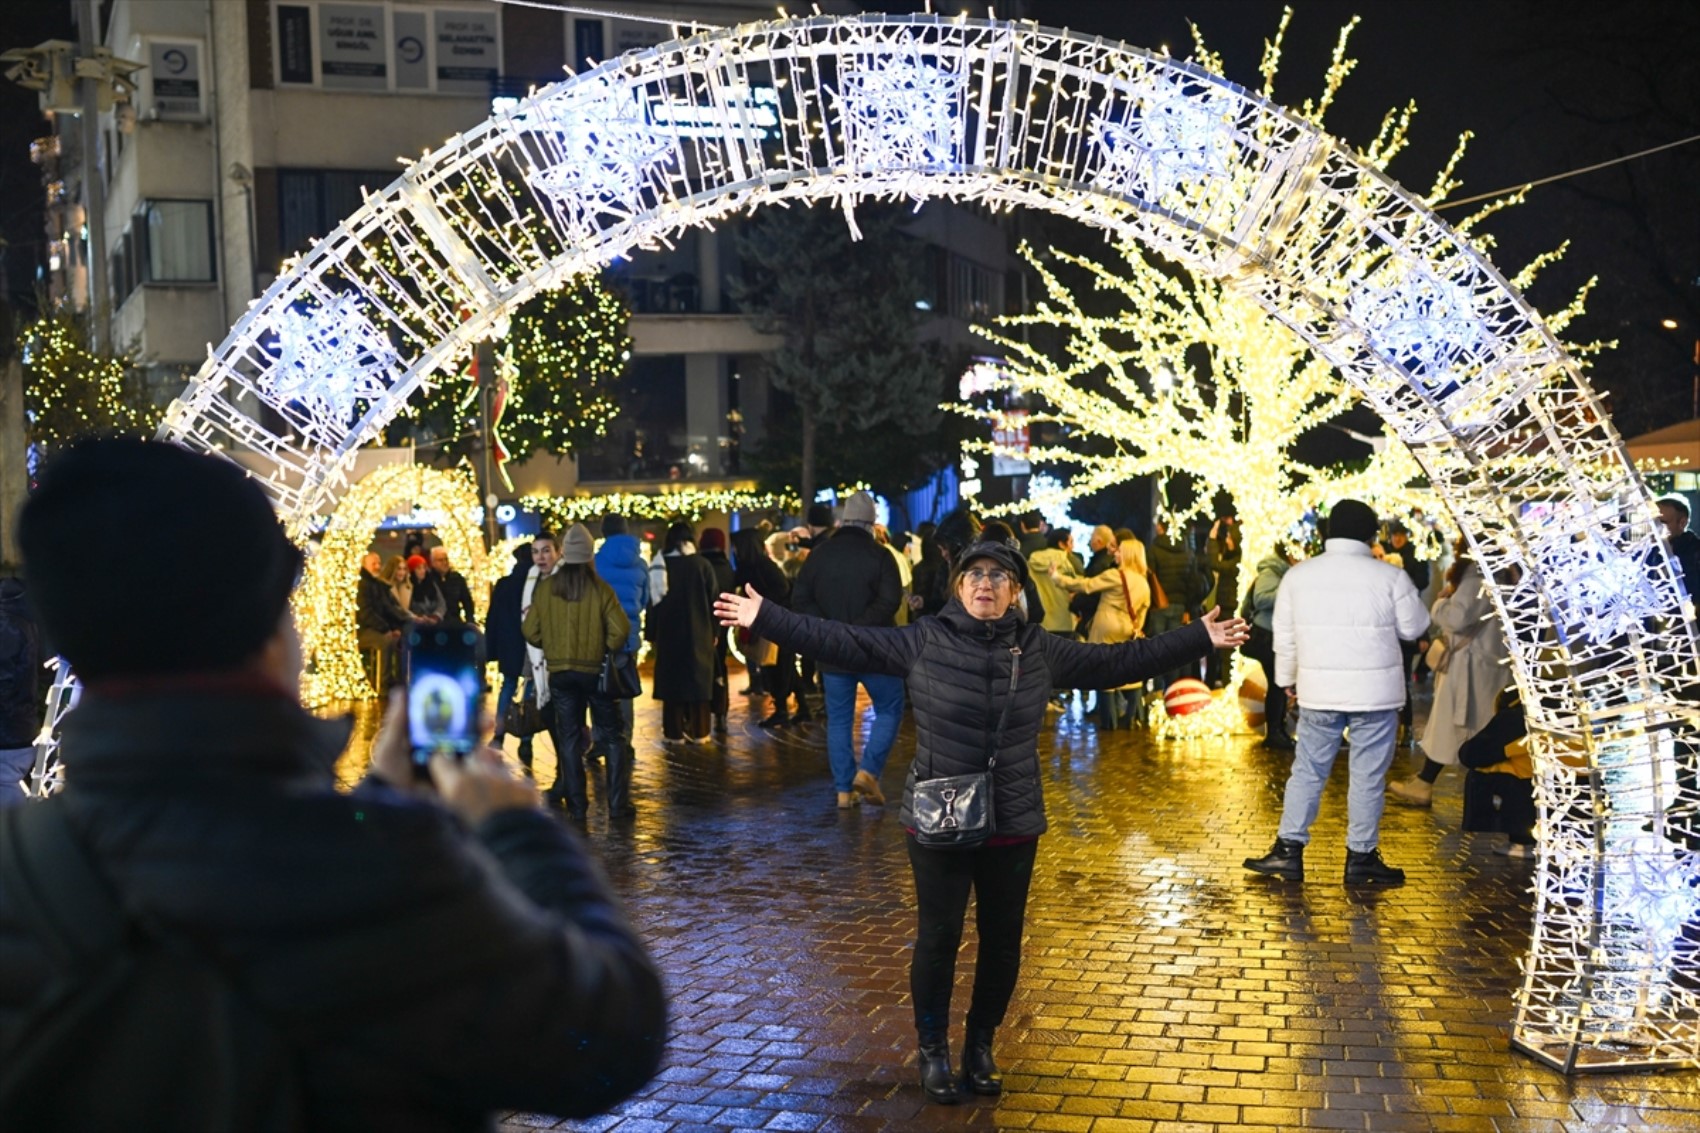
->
[19, 312, 161, 448]
[962, 15, 1603, 740]
[520, 487, 802, 530]
[296, 464, 496, 706]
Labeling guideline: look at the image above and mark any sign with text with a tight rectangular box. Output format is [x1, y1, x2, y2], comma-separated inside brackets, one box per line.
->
[148, 40, 202, 118]
[320, 3, 387, 90]
[277, 5, 314, 84]
[434, 9, 498, 94]
[991, 410, 1031, 476]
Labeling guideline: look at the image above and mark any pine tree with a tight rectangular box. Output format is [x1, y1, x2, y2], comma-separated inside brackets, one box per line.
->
[394, 274, 630, 463]
[733, 204, 946, 504]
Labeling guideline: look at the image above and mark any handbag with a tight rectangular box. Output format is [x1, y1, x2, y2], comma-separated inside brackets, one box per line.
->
[501, 689, 546, 738]
[912, 646, 1021, 849]
[1424, 637, 1450, 674]
[598, 650, 642, 699]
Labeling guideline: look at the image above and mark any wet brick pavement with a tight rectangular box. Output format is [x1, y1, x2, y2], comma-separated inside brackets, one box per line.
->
[338, 676, 1700, 1132]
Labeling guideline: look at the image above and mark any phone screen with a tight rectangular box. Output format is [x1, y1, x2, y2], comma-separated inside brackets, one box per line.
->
[407, 627, 481, 772]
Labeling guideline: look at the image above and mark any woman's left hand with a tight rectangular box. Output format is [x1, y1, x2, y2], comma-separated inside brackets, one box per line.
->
[714, 584, 764, 628]
[1198, 605, 1251, 649]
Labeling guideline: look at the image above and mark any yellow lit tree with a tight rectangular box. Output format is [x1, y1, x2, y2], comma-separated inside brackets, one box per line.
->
[20, 310, 162, 449]
[966, 11, 1605, 734]
[393, 274, 631, 462]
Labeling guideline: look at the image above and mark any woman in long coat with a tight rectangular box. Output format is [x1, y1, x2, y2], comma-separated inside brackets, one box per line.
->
[1388, 544, 1510, 807]
[1049, 539, 1152, 728]
[647, 522, 718, 742]
[716, 541, 1246, 1106]
[697, 527, 737, 732]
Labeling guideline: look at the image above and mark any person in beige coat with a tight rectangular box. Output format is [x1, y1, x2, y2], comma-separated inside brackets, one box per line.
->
[1050, 540, 1152, 727]
[1389, 550, 1510, 807]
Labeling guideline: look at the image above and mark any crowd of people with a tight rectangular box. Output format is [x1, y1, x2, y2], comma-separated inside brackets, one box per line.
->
[3, 437, 1698, 1124]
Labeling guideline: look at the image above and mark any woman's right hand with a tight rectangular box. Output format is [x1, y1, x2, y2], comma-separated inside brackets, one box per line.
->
[714, 584, 764, 628]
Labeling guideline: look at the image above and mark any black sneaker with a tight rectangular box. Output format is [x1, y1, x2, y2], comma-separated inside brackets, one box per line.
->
[1244, 838, 1305, 881]
[1344, 847, 1405, 885]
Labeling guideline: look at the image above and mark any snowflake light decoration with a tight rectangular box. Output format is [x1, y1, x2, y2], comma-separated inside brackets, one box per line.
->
[265, 294, 399, 438]
[145, 13, 1700, 1073]
[1345, 260, 1488, 396]
[836, 52, 964, 169]
[1089, 74, 1236, 202]
[526, 79, 676, 224]
[1540, 533, 1666, 645]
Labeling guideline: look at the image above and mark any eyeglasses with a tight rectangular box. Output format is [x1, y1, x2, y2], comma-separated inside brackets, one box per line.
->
[965, 568, 1013, 585]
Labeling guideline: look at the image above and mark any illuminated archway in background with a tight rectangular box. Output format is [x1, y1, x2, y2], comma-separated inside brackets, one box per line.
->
[155, 14, 1698, 1072]
[295, 463, 492, 705]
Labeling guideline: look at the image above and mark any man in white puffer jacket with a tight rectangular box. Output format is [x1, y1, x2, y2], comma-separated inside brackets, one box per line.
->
[1244, 499, 1430, 885]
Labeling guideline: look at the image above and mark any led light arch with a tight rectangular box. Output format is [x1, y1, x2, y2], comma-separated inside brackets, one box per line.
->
[151, 14, 1697, 1071]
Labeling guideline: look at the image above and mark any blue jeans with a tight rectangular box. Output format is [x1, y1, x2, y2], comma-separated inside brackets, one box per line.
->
[822, 671, 905, 791]
[1278, 707, 1399, 853]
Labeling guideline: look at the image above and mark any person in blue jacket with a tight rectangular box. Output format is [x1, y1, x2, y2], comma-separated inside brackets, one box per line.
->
[594, 515, 650, 764]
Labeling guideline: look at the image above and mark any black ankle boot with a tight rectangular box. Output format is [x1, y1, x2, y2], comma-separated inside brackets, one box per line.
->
[961, 1025, 1002, 1095]
[1344, 847, 1405, 885]
[1243, 838, 1305, 881]
[918, 1039, 960, 1105]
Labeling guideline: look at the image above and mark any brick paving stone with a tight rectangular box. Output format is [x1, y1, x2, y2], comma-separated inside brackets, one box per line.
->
[333, 675, 1700, 1133]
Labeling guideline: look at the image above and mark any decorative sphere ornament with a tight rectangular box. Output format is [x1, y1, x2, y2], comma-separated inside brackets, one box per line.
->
[1238, 662, 1268, 729]
[1163, 678, 1213, 717]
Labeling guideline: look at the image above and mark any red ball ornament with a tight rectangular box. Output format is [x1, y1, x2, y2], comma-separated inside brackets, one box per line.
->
[1163, 678, 1213, 717]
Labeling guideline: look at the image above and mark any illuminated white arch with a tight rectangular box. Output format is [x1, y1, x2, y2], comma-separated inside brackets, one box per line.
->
[154, 14, 1698, 1071]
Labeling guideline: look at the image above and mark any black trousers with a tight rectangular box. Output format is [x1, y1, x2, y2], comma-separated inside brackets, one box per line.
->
[907, 836, 1038, 1040]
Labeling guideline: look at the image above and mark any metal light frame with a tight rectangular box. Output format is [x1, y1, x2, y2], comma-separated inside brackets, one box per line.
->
[86, 12, 1695, 1070]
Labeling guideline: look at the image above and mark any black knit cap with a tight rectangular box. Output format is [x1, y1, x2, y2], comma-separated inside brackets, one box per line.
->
[18, 437, 303, 680]
[954, 540, 1028, 587]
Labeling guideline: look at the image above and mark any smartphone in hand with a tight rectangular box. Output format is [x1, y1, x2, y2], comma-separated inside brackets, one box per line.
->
[406, 626, 482, 778]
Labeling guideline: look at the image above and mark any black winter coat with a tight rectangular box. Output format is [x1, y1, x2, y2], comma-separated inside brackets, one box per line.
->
[792, 526, 902, 671]
[647, 553, 717, 702]
[486, 547, 535, 677]
[0, 578, 40, 749]
[754, 599, 1212, 837]
[356, 569, 409, 634]
[420, 569, 477, 627]
[0, 688, 665, 1131]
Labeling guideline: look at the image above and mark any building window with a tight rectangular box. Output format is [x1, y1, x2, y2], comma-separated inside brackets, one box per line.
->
[277, 169, 394, 256]
[138, 200, 216, 283]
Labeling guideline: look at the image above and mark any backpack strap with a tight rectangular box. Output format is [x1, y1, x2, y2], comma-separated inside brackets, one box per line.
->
[0, 801, 128, 975]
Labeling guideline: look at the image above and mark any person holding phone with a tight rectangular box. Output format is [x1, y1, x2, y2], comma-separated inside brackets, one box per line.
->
[523, 524, 634, 821]
[1, 438, 665, 1128]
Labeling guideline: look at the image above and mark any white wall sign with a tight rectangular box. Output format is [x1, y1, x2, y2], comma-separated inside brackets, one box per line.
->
[148, 40, 202, 119]
[434, 9, 498, 94]
[320, 3, 387, 90]
[394, 9, 429, 90]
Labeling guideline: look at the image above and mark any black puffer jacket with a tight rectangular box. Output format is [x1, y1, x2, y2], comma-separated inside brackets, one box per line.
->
[0, 688, 666, 1131]
[754, 599, 1212, 837]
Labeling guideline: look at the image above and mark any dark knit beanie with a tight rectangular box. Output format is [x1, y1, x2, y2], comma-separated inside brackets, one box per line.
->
[699, 527, 727, 552]
[18, 437, 303, 680]
[601, 513, 628, 536]
[1326, 499, 1378, 544]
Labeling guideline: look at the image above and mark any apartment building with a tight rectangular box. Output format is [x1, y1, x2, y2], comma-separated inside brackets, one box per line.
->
[33, 0, 1019, 493]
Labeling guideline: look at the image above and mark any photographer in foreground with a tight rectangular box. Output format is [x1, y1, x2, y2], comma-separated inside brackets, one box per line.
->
[0, 438, 665, 1131]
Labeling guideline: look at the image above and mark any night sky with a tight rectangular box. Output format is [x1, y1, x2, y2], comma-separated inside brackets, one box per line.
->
[1, 0, 1694, 435]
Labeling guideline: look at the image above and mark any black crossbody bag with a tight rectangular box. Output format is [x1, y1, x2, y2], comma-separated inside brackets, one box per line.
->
[912, 645, 1021, 848]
